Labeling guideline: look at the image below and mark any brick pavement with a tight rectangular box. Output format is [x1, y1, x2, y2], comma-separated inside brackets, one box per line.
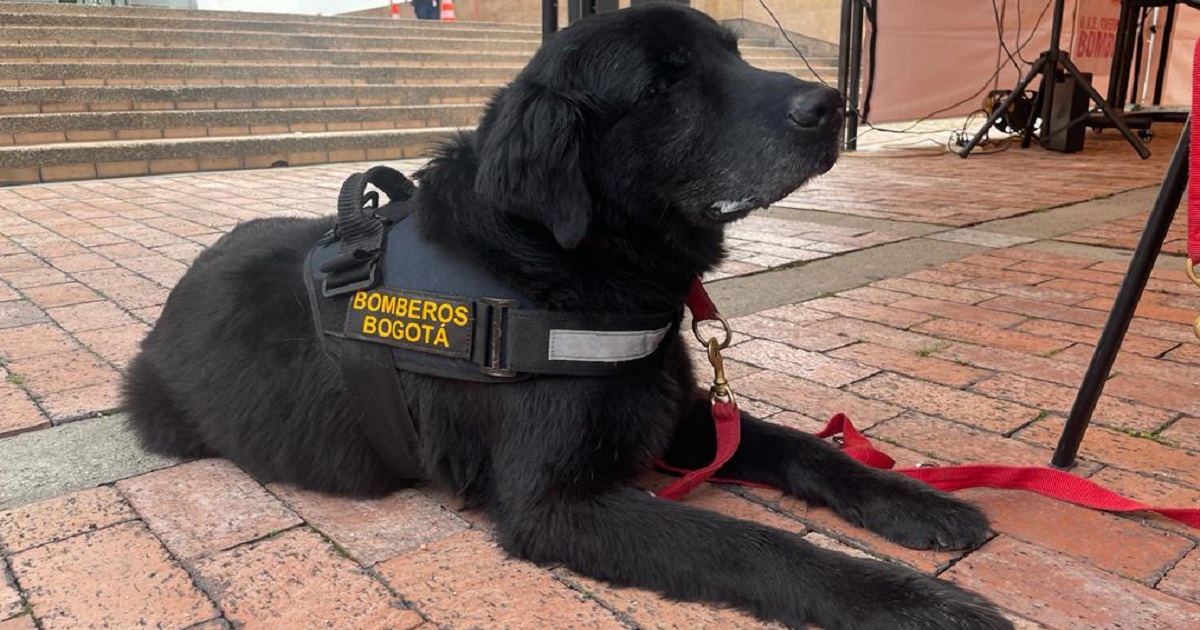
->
[3, 125, 1200, 628]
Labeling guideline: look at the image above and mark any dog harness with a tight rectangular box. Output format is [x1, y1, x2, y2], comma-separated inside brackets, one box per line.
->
[303, 166, 682, 481]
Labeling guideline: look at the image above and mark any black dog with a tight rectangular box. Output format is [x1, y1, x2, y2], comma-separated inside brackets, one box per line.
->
[124, 5, 1012, 629]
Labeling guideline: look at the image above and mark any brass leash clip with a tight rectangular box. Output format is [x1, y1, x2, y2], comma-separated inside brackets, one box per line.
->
[695, 314, 736, 405]
[1186, 260, 1200, 340]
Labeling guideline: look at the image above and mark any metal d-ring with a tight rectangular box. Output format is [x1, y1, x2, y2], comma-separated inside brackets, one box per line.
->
[692, 312, 732, 350]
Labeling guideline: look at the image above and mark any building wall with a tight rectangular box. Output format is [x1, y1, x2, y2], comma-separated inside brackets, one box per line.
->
[339, 0, 838, 45]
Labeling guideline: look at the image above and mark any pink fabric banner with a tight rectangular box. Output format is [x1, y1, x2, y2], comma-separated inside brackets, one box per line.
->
[863, 0, 1196, 124]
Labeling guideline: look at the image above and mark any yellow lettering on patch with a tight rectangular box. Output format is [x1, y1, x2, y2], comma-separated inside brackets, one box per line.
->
[345, 288, 475, 358]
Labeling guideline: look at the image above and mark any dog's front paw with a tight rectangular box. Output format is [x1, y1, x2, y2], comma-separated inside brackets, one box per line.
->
[838, 478, 991, 551]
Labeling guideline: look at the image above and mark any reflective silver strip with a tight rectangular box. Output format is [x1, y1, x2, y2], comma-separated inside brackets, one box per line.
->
[547, 324, 673, 362]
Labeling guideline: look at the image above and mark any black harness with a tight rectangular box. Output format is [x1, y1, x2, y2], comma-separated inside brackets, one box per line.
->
[304, 166, 682, 481]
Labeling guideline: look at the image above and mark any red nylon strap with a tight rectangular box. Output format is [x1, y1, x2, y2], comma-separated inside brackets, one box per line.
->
[820, 414, 1200, 530]
[654, 399, 741, 500]
[685, 276, 719, 322]
[652, 279, 742, 500]
[1190, 36, 1200, 264]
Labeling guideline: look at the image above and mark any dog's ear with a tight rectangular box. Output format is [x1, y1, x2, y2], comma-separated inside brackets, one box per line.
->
[475, 82, 594, 250]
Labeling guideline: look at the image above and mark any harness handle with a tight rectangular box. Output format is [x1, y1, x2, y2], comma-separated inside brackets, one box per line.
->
[321, 166, 415, 296]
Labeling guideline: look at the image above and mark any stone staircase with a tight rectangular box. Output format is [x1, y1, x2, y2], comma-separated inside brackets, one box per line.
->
[0, 1, 838, 185]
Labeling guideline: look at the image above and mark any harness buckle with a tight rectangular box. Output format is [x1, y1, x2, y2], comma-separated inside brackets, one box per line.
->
[480, 297, 519, 378]
[321, 250, 380, 298]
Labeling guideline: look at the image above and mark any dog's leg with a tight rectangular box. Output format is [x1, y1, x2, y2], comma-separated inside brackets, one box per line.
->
[493, 481, 1010, 630]
[660, 398, 992, 551]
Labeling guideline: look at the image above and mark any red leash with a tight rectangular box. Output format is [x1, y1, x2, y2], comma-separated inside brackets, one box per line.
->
[660, 280, 1200, 530]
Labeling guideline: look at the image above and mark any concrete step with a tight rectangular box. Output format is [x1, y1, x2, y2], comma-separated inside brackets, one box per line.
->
[0, 26, 546, 53]
[0, 1, 542, 31]
[0, 61, 829, 88]
[0, 43, 822, 66]
[0, 127, 458, 185]
[0, 12, 545, 40]
[0, 104, 484, 145]
[0, 84, 502, 114]
[0, 62, 523, 87]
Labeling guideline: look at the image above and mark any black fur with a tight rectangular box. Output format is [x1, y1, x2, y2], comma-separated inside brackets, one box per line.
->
[123, 5, 1013, 629]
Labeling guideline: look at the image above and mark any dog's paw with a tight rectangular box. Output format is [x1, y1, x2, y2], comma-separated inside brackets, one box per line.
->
[838, 479, 991, 551]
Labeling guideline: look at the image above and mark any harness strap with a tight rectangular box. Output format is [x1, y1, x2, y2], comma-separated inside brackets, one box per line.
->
[339, 336, 424, 483]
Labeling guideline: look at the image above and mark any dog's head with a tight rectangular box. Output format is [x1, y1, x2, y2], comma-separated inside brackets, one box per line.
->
[473, 3, 843, 251]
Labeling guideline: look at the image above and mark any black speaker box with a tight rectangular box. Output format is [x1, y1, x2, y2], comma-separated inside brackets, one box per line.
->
[1042, 70, 1092, 153]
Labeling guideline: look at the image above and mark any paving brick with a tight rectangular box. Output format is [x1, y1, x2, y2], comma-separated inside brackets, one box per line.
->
[1, 572, 20, 621]
[0, 486, 136, 553]
[873, 277, 997, 304]
[958, 278, 1095, 305]
[734, 370, 904, 429]
[117, 459, 301, 561]
[1015, 318, 1177, 357]
[890, 296, 1026, 328]
[961, 488, 1192, 582]
[20, 282, 102, 309]
[377, 529, 625, 629]
[3, 348, 119, 398]
[0, 618, 35, 630]
[801, 296, 933, 328]
[837, 286, 912, 305]
[827, 341, 988, 387]
[0, 380, 45, 438]
[45, 301, 136, 333]
[945, 536, 1200, 630]
[11, 521, 216, 630]
[977, 295, 1108, 327]
[1101, 373, 1200, 417]
[724, 339, 879, 388]
[194, 527, 420, 630]
[943, 343, 1087, 387]
[0, 301, 47, 330]
[751, 303, 839, 326]
[850, 372, 1041, 434]
[969, 373, 1174, 432]
[46, 253, 114, 273]
[556, 566, 785, 629]
[1159, 547, 1200, 603]
[728, 313, 857, 351]
[801, 316, 949, 352]
[36, 381, 122, 422]
[866, 412, 1070, 468]
[74, 322, 149, 368]
[914, 318, 1070, 356]
[1018, 418, 1200, 487]
[268, 484, 467, 566]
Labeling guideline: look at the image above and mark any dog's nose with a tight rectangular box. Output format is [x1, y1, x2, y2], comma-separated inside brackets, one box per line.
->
[788, 87, 843, 131]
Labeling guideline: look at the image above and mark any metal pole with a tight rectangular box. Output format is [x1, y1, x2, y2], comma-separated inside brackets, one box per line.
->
[1053, 121, 1190, 468]
[845, 0, 863, 151]
[543, 0, 558, 41]
[837, 0, 853, 151]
